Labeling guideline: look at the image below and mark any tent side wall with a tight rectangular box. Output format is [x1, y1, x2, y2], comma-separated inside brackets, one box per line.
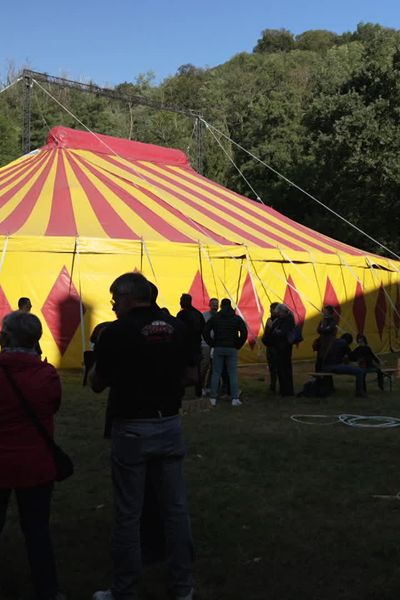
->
[0, 236, 399, 367]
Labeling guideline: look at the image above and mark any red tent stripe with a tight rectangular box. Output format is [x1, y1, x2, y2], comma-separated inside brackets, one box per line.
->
[74, 153, 231, 245]
[46, 151, 78, 236]
[0, 153, 55, 234]
[119, 159, 307, 250]
[72, 153, 196, 243]
[0, 151, 49, 197]
[266, 205, 362, 256]
[0, 152, 40, 180]
[66, 153, 141, 239]
[144, 163, 336, 253]
[172, 166, 363, 256]
[97, 155, 282, 249]
[161, 165, 352, 255]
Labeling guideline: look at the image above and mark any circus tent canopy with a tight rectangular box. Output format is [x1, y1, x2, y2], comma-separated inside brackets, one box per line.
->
[0, 126, 398, 367]
[0, 126, 368, 256]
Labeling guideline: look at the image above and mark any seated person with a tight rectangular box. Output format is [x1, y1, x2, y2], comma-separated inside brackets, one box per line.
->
[321, 333, 367, 397]
[351, 334, 384, 390]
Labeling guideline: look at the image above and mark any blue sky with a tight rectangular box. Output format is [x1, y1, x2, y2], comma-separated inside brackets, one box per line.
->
[1, 0, 400, 86]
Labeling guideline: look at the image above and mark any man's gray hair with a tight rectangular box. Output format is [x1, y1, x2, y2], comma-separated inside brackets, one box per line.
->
[2, 311, 42, 348]
[110, 272, 150, 303]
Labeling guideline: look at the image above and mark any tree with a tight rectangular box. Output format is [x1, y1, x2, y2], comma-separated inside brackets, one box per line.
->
[295, 30, 337, 52]
[253, 29, 295, 53]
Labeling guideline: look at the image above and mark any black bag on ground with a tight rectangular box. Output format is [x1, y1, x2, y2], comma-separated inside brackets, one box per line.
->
[297, 376, 334, 398]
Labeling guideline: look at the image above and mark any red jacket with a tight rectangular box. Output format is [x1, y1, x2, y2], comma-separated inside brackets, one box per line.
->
[0, 352, 61, 489]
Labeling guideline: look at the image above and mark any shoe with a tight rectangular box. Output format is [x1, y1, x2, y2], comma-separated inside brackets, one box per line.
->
[93, 591, 114, 600]
[202, 387, 210, 397]
[231, 398, 242, 406]
[209, 398, 217, 407]
[176, 589, 194, 600]
[355, 391, 367, 398]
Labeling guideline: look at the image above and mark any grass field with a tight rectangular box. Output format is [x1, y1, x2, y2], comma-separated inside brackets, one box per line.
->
[1, 359, 400, 600]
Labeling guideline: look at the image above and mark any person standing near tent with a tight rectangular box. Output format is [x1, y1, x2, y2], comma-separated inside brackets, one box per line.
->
[0, 311, 63, 600]
[17, 297, 42, 357]
[261, 302, 279, 392]
[203, 298, 248, 407]
[263, 303, 296, 397]
[200, 297, 219, 396]
[18, 297, 32, 312]
[90, 272, 194, 600]
[314, 305, 338, 371]
[176, 293, 205, 397]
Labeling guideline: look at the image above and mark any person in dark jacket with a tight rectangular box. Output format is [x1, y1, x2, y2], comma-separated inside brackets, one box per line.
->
[322, 333, 367, 396]
[351, 334, 384, 390]
[17, 297, 42, 356]
[176, 293, 205, 397]
[314, 305, 338, 371]
[203, 298, 247, 407]
[176, 294, 205, 363]
[261, 302, 279, 392]
[262, 303, 295, 396]
[90, 273, 194, 600]
[0, 311, 62, 600]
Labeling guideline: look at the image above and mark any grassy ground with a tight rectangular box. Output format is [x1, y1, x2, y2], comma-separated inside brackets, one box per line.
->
[1, 358, 400, 600]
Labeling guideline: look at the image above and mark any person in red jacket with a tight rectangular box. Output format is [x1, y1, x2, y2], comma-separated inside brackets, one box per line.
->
[0, 310, 62, 600]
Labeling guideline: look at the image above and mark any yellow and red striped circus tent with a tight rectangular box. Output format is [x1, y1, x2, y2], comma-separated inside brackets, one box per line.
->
[0, 126, 399, 367]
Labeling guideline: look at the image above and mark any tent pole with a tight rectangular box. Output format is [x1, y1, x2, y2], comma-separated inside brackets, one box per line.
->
[199, 242, 218, 298]
[75, 238, 86, 356]
[0, 236, 9, 277]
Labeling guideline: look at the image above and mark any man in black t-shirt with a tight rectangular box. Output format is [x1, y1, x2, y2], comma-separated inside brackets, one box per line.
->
[90, 273, 194, 600]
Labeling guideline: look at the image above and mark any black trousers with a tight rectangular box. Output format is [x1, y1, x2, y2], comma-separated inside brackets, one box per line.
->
[276, 345, 294, 396]
[0, 483, 58, 600]
[266, 348, 278, 391]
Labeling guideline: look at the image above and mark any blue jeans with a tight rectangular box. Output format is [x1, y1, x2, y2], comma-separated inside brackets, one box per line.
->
[210, 346, 239, 400]
[324, 364, 366, 393]
[111, 416, 194, 600]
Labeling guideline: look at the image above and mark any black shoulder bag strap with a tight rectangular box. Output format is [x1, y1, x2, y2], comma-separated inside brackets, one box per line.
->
[1, 364, 57, 451]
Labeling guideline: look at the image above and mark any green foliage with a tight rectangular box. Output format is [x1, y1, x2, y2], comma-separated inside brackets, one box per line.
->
[295, 29, 337, 52]
[0, 23, 400, 254]
[253, 28, 295, 53]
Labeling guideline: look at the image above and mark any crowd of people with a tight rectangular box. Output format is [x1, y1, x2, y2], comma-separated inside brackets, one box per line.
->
[0, 285, 386, 600]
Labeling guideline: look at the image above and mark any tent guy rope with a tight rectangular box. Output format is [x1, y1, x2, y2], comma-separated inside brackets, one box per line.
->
[201, 118, 400, 262]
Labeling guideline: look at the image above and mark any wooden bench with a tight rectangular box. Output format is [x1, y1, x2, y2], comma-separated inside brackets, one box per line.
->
[307, 369, 396, 392]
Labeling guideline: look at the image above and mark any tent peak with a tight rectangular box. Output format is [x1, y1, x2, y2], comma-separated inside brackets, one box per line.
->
[46, 126, 190, 166]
